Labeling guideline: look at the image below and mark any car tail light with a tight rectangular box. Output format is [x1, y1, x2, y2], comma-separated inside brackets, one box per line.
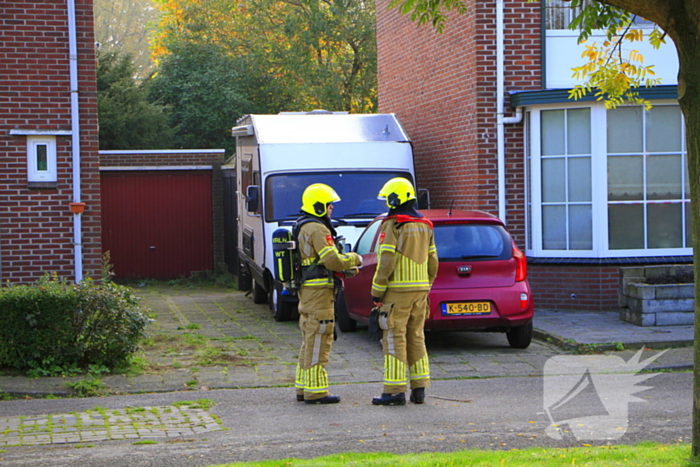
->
[520, 293, 529, 310]
[513, 246, 527, 281]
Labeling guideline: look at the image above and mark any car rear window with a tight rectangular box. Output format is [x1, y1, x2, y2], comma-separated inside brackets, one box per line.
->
[434, 223, 511, 261]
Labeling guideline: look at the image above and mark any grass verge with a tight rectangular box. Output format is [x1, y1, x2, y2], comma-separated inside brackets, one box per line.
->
[216, 442, 693, 466]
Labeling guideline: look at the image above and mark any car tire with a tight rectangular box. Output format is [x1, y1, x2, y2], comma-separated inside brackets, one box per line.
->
[237, 267, 252, 292]
[270, 281, 293, 322]
[506, 322, 533, 349]
[334, 290, 357, 332]
[252, 278, 267, 304]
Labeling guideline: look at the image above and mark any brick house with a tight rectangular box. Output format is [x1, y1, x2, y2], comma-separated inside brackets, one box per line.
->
[376, 0, 688, 311]
[0, 1, 102, 284]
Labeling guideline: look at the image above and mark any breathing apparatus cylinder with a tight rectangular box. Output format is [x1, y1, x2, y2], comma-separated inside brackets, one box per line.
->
[272, 228, 295, 283]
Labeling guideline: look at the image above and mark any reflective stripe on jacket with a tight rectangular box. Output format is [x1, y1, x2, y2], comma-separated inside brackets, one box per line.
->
[371, 216, 438, 296]
[297, 220, 361, 289]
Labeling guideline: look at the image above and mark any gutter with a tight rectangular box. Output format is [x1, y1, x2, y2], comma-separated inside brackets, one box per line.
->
[67, 0, 83, 282]
[496, 0, 523, 225]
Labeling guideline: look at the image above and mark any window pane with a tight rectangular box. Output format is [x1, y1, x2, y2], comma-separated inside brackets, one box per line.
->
[545, 0, 567, 29]
[684, 154, 690, 199]
[686, 203, 693, 248]
[545, 0, 587, 29]
[608, 107, 643, 153]
[526, 112, 532, 250]
[609, 204, 644, 249]
[608, 156, 643, 200]
[543, 205, 566, 249]
[647, 106, 681, 152]
[647, 154, 682, 200]
[567, 108, 591, 155]
[569, 205, 592, 249]
[36, 144, 48, 171]
[568, 157, 591, 202]
[542, 158, 565, 202]
[541, 110, 565, 155]
[648, 203, 682, 248]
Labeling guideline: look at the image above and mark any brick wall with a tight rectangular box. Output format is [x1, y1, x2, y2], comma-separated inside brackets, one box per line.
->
[376, 0, 631, 311]
[528, 265, 621, 311]
[100, 150, 225, 167]
[376, 0, 632, 312]
[0, 1, 101, 284]
[376, 0, 541, 247]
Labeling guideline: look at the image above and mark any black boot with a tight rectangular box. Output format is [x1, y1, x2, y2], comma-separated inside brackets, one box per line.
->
[372, 393, 406, 406]
[296, 394, 304, 402]
[305, 394, 341, 404]
[410, 387, 425, 404]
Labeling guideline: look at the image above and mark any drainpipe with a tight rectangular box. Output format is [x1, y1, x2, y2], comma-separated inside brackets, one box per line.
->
[67, 0, 83, 282]
[496, 0, 523, 225]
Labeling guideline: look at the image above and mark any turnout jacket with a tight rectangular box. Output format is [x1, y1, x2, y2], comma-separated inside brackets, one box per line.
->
[371, 214, 439, 298]
[297, 219, 362, 289]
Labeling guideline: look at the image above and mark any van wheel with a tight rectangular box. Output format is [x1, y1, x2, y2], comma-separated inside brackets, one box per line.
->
[506, 322, 533, 349]
[270, 282, 293, 322]
[252, 278, 267, 304]
[334, 290, 356, 332]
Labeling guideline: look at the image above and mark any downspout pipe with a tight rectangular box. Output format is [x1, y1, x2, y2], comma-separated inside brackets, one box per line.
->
[67, 0, 83, 282]
[496, 0, 523, 225]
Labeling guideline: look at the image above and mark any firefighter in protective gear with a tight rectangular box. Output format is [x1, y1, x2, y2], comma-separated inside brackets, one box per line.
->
[371, 177, 438, 406]
[295, 183, 363, 404]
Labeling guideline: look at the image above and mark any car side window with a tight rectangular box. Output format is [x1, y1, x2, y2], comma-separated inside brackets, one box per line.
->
[355, 220, 382, 255]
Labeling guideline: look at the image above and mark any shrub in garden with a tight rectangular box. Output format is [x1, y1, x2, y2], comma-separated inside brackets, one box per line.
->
[0, 274, 151, 374]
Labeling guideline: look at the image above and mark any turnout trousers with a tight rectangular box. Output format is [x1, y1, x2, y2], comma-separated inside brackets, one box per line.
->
[295, 286, 335, 401]
[380, 290, 431, 394]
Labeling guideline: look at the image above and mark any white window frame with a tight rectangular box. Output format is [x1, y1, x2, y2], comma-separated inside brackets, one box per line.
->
[26, 135, 57, 183]
[526, 99, 691, 259]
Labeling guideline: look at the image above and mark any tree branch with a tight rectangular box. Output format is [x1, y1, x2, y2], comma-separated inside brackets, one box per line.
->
[599, 0, 673, 30]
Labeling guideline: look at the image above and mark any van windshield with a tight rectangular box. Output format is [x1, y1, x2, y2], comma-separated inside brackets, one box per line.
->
[265, 171, 413, 222]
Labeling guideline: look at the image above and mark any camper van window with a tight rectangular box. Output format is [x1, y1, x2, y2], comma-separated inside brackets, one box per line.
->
[264, 171, 414, 222]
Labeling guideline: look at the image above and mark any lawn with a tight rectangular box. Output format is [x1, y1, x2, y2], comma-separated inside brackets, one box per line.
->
[214, 442, 693, 467]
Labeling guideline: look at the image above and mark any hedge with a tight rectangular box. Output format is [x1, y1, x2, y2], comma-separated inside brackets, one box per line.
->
[0, 274, 151, 373]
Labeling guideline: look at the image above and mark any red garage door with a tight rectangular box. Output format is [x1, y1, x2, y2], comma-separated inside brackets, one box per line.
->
[101, 170, 213, 279]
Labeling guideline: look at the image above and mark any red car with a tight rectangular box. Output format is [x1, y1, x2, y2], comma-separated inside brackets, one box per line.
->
[335, 209, 535, 348]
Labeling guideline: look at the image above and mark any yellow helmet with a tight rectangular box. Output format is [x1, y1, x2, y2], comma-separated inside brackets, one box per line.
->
[378, 177, 416, 208]
[301, 183, 340, 216]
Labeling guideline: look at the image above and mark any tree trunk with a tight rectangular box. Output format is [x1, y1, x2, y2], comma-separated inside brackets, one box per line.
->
[677, 44, 700, 463]
[604, 0, 700, 458]
[659, 1, 700, 459]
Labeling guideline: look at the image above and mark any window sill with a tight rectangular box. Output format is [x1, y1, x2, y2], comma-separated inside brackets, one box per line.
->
[527, 256, 693, 266]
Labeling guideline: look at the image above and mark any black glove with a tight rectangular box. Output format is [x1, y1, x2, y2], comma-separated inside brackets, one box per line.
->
[368, 307, 382, 342]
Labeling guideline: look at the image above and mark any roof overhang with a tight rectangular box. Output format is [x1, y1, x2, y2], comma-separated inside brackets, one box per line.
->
[509, 85, 678, 108]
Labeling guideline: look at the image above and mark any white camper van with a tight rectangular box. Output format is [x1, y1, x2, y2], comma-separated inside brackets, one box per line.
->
[232, 111, 419, 321]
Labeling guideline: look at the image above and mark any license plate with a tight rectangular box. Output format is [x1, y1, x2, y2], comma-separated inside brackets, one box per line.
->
[441, 302, 491, 316]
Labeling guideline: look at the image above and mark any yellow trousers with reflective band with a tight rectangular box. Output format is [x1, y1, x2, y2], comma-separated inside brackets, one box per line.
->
[295, 286, 335, 400]
[380, 290, 431, 394]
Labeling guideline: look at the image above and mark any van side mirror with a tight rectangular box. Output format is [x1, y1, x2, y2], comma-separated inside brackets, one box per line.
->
[246, 185, 260, 213]
[417, 189, 430, 209]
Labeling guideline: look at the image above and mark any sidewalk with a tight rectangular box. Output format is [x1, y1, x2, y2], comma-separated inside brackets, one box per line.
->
[0, 286, 694, 399]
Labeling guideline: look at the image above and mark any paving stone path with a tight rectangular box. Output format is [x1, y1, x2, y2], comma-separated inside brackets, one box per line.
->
[0, 403, 223, 446]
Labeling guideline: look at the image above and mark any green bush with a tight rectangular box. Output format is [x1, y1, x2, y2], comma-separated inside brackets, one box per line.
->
[0, 274, 150, 374]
